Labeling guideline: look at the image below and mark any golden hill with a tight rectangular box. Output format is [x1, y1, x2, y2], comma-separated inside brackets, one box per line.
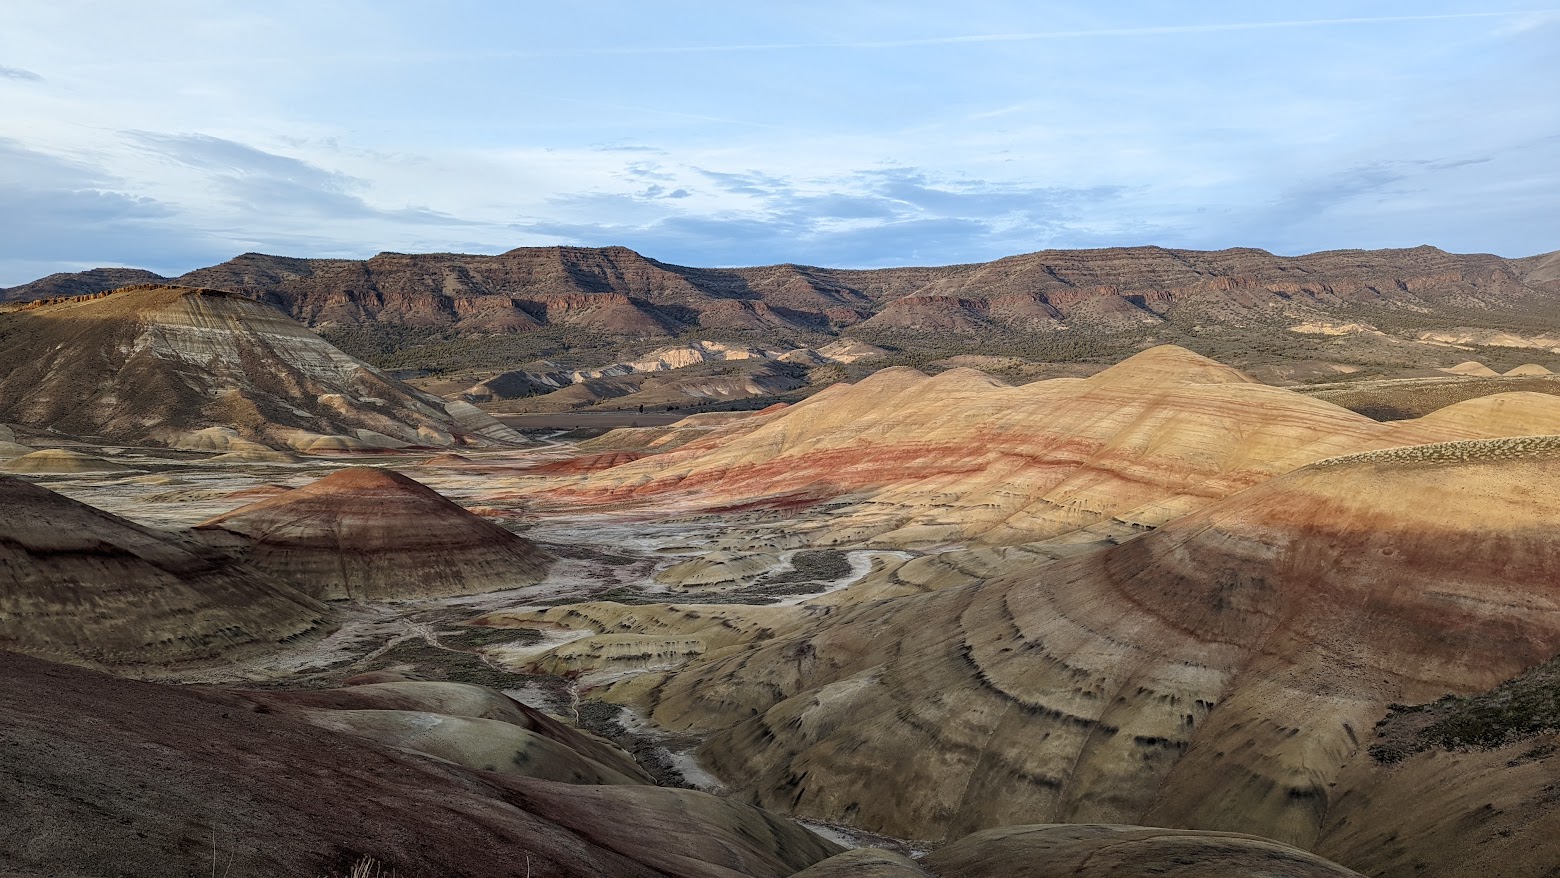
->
[539, 346, 1556, 547]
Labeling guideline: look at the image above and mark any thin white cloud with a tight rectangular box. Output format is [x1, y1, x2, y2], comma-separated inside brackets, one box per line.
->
[0, 65, 43, 82]
[465, 10, 1560, 58]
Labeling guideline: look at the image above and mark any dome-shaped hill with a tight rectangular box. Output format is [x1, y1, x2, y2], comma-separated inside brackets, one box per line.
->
[596, 441, 1560, 857]
[1, 448, 130, 473]
[543, 347, 1531, 546]
[923, 365, 1012, 389]
[193, 467, 551, 600]
[1443, 360, 1500, 377]
[418, 452, 472, 467]
[1089, 344, 1261, 386]
[1402, 391, 1560, 436]
[0, 440, 35, 459]
[0, 475, 328, 667]
[1505, 363, 1553, 376]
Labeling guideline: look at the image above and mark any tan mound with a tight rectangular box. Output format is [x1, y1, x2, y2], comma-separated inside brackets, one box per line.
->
[603, 438, 1560, 862]
[655, 551, 778, 590]
[544, 345, 1539, 547]
[210, 448, 301, 464]
[791, 849, 931, 877]
[249, 682, 651, 785]
[0, 651, 843, 878]
[194, 467, 551, 600]
[251, 680, 647, 781]
[176, 426, 277, 455]
[1319, 719, 1560, 877]
[419, 452, 472, 466]
[1, 448, 129, 473]
[286, 430, 409, 453]
[0, 476, 329, 667]
[1089, 344, 1262, 385]
[1410, 391, 1560, 435]
[1442, 360, 1499, 377]
[0, 440, 33, 458]
[1505, 363, 1553, 376]
[530, 450, 647, 474]
[578, 408, 781, 454]
[224, 484, 293, 501]
[309, 710, 648, 784]
[924, 825, 1362, 878]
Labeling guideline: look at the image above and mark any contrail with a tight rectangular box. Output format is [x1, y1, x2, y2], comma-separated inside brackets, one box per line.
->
[485, 10, 1558, 57]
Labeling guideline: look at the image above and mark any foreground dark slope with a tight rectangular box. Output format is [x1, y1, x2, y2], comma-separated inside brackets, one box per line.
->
[0, 651, 1368, 878]
[0, 651, 843, 878]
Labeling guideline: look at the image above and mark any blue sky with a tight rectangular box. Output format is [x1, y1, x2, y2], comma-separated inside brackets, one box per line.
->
[1, 1, 1557, 284]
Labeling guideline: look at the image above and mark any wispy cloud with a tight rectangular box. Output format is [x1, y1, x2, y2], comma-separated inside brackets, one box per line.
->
[513, 163, 1138, 267]
[123, 131, 471, 225]
[0, 65, 43, 82]
[466, 11, 1560, 58]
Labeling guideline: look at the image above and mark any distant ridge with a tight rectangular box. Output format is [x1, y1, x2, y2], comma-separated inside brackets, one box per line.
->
[5, 244, 1553, 346]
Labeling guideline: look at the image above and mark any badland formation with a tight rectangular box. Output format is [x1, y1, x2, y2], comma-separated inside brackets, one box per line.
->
[4, 243, 1560, 877]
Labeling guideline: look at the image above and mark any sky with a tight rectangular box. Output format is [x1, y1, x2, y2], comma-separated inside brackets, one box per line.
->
[1, 1, 1557, 284]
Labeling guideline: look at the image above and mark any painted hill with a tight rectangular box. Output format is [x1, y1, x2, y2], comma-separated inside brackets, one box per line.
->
[537, 346, 1551, 547]
[0, 475, 329, 667]
[583, 435, 1560, 872]
[193, 467, 551, 600]
[0, 285, 525, 451]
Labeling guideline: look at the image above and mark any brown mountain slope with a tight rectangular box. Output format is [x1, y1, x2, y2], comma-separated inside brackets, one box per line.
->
[0, 285, 524, 451]
[582, 436, 1560, 873]
[1512, 248, 1560, 286]
[535, 346, 1550, 547]
[171, 244, 1555, 333]
[0, 266, 167, 302]
[0, 475, 329, 667]
[9, 246, 1555, 371]
[193, 467, 551, 600]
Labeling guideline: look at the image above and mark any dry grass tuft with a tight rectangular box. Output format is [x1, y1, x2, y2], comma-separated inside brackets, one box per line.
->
[1314, 434, 1560, 469]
